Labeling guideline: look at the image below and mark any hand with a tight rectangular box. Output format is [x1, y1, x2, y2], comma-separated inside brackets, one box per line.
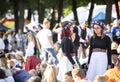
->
[85, 63, 89, 68]
[73, 64, 78, 68]
[83, 40, 89, 43]
[55, 23, 59, 27]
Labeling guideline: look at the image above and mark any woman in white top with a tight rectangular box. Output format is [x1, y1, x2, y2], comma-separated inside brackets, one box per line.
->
[25, 31, 41, 71]
[0, 32, 5, 52]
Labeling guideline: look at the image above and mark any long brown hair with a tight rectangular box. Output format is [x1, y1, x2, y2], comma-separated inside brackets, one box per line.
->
[0, 54, 8, 68]
[93, 26, 105, 39]
[61, 21, 73, 39]
[27, 31, 37, 55]
[61, 28, 71, 39]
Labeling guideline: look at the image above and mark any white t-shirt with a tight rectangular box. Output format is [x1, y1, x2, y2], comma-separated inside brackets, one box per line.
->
[7, 34, 12, 43]
[25, 41, 35, 57]
[0, 38, 5, 50]
[77, 26, 93, 42]
[0, 67, 12, 76]
[0, 76, 15, 82]
[37, 28, 52, 49]
[54, 27, 62, 43]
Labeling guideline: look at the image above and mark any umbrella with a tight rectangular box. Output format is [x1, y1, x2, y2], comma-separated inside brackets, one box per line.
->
[3, 21, 15, 28]
[0, 24, 9, 32]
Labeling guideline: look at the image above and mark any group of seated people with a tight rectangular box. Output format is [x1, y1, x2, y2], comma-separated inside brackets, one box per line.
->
[0, 47, 120, 82]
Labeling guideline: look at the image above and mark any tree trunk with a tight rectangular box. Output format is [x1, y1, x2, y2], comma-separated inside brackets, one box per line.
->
[71, 0, 79, 25]
[37, 0, 45, 23]
[13, 0, 19, 33]
[18, 0, 24, 32]
[114, 0, 120, 19]
[87, 1, 94, 27]
[27, 8, 32, 21]
[105, 0, 112, 24]
[57, 0, 64, 22]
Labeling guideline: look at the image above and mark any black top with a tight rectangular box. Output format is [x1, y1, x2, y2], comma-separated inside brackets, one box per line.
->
[73, 26, 80, 48]
[61, 36, 75, 65]
[81, 29, 86, 40]
[88, 35, 111, 65]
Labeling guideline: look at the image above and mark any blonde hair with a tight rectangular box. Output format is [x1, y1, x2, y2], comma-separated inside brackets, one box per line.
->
[42, 65, 57, 82]
[29, 69, 38, 76]
[0, 54, 8, 68]
[27, 76, 41, 82]
[72, 67, 85, 79]
[11, 68, 18, 74]
[40, 61, 47, 69]
[117, 44, 120, 54]
[93, 75, 107, 82]
[113, 19, 119, 27]
[43, 18, 50, 25]
[111, 42, 118, 50]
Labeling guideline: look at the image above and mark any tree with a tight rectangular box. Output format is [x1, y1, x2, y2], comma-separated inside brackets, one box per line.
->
[25, 0, 38, 22]
[0, 0, 9, 19]
[37, 0, 45, 23]
[71, 0, 79, 24]
[114, 0, 120, 19]
[18, 0, 24, 31]
[27, 8, 32, 21]
[87, 0, 95, 26]
[57, 0, 64, 22]
[11, 0, 19, 32]
[105, 0, 113, 24]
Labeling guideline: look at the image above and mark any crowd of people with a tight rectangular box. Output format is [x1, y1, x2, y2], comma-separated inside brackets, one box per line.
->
[0, 18, 120, 82]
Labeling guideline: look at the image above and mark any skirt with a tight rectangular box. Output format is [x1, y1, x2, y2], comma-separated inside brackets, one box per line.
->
[86, 52, 108, 81]
[57, 55, 78, 82]
[25, 55, 41, 71]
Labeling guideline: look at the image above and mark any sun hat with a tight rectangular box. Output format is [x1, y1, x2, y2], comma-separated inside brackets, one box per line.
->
[61, 21, 75, 30]
[93, 21, 105, 29]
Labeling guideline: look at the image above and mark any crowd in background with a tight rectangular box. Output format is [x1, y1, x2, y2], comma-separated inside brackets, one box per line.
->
[0, 18, 120, 82]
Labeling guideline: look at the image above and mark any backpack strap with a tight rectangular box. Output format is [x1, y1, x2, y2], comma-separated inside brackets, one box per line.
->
[77, 25, 81, 37]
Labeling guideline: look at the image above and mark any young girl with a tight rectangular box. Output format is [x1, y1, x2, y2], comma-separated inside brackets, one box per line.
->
[86, 21, 111, 81]
[57, 21, 78, 82]
[25, 31, 41, 71]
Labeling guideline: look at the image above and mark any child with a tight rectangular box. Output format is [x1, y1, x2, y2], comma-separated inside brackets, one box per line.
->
[64, 71, 74, 82]
[72, 67, 92, 82]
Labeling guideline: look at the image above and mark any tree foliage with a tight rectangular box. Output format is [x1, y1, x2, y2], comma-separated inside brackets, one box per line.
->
[0, 0, 119, 29]
[0, 0, 10, 18]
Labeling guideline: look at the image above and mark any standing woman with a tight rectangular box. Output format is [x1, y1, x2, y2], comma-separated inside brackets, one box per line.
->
[60, 21, 76, 66]
[25, 31, 41, 71]
[57, 21, 77, 82]
[86, 21, 111, 81]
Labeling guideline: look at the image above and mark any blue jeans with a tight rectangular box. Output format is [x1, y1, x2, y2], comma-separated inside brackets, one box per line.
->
[44, 48, 58, 65]
[75, 55, 82, 68]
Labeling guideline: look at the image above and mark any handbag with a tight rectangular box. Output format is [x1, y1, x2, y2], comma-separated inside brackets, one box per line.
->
[82, 43, 89, 49]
